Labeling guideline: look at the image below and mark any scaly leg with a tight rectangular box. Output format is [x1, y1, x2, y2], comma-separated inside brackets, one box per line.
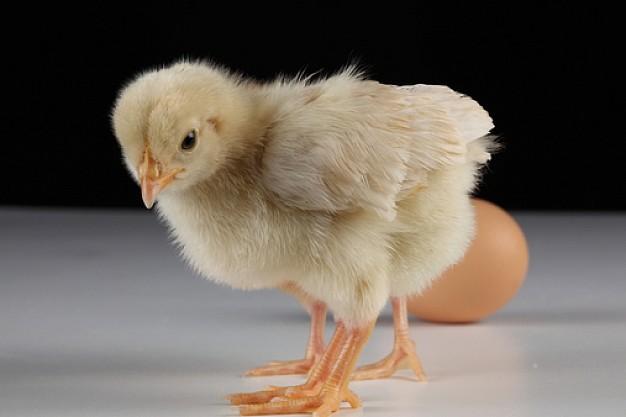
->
[246, 300, 326, 376]
[352, 296, 427, 381]
[228, 320, 376, 417]
[228, 321, 347, 406]
[245, 283, 327, 376]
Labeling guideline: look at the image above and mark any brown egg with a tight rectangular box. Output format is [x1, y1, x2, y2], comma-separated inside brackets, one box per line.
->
[407, 198, 529, 323]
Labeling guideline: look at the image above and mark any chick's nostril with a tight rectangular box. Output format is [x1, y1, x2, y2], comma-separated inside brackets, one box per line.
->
[139, 153, 163, 181]
[152, 163, 162, 178]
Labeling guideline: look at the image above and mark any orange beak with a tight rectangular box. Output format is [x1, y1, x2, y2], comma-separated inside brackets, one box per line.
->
[138, 148, 182, 209]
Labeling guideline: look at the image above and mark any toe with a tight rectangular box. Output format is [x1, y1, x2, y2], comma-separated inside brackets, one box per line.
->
[226, 387, 288, 405]
[237, 396, 322, 416]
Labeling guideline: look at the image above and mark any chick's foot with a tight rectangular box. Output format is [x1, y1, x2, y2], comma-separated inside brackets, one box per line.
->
[229, 320, 374, 416]
[245, 302, 326, 377]
[244, 356, 320, 377]
[352, 296, 427, 381]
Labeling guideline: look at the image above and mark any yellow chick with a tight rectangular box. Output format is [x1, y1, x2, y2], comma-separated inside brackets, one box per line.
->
[111, 59, 495, 417]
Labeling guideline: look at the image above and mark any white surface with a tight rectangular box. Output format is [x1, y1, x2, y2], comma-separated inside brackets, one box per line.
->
[1, 207, 625, 417]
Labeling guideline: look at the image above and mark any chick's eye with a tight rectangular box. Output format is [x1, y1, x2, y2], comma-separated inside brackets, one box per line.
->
[180, 131, 197, 150]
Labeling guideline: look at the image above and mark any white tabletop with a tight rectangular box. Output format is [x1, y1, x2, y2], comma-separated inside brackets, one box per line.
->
[1, 207, 625, 417]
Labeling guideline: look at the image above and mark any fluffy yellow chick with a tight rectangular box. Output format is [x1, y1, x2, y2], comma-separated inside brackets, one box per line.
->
[111, 59, 495, 417]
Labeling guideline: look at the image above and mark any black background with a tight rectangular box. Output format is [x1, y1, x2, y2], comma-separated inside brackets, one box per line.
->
[2, 2, 622, 211]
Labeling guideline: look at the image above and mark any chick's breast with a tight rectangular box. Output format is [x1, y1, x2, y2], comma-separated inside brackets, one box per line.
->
[156, 172, 396, 328]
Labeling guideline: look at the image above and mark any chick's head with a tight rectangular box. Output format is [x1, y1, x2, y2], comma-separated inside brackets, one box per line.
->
[111, 61, 249, 208]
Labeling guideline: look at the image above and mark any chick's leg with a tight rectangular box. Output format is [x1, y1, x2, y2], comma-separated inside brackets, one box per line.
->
[245, 300, 326, 377]
[229, 320, 376, 417]
[228, 321, 347, 407]
[352, 296, 427, 381]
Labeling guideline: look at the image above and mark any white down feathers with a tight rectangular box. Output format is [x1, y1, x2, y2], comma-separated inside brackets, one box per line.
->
[261, 71, 493, 221]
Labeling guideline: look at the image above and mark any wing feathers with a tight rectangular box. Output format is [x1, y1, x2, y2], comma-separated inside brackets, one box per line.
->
[261, 72, 493, 220]
[397, 84, 494, 143]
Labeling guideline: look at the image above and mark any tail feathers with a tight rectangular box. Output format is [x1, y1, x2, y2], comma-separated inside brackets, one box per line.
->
[398, 84, 494, 143]
[468, 134, 501, 164]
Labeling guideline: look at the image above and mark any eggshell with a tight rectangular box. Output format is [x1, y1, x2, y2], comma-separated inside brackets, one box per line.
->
[407, 198, 529, 323]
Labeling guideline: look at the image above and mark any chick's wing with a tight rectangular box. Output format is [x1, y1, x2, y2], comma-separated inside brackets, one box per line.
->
[261, 77, 491, 221]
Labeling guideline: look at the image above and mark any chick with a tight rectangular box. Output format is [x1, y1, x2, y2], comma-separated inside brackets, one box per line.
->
[111, 59, 495, 417]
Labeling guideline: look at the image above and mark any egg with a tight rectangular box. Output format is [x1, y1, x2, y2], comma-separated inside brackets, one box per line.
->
[407, 198, 529, 323]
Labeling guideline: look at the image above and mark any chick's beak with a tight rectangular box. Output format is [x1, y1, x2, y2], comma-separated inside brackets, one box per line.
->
[138, 148, 181, 209]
